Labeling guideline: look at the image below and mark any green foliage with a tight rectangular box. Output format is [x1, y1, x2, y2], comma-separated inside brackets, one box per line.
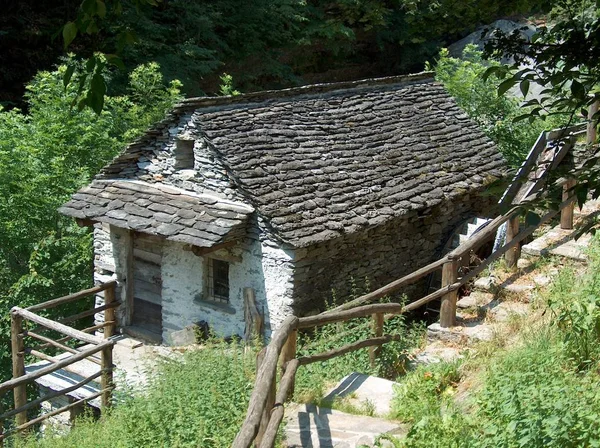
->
[22, 341, 256, 448]
[294, 298, 424, 403]
[432, 45, 565, 167]
[0, 59, 181, 385]
[547, 236, 600, 369]
[476, 333, 600, 448]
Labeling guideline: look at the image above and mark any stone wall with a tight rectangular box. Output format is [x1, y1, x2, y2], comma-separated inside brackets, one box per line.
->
[91, 220, 296, 343]
[291, 189, 497, 315]
[161, 229, 295, 342]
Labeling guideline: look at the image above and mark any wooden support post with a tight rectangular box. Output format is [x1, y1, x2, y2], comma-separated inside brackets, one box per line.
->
[279, 330, 297, 397]
[124, 230, 135, 326]
[440, 258, 459, 328]
[100, 344, 114, 410]
[256, 348, 275, 448]
[369, 313, 384, 368]
[10, 310, 27, 430]
[505, 216, 521, 268]
[104, 282, 117, 339]
[561, 178, 577, 230]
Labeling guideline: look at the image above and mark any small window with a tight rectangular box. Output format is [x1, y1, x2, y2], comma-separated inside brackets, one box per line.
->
[207, 258, 230, 303]
[174, 139, 195, 169]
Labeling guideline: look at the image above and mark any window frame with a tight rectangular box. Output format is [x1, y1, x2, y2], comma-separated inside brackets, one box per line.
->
[206, 257, 230, 303]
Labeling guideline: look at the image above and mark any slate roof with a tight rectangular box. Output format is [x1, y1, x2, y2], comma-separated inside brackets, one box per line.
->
[64, 73, 506, 248]
[59, 180, 252, 248]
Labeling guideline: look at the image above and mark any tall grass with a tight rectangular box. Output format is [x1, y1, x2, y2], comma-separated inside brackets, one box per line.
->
[21, 341, 256, 448]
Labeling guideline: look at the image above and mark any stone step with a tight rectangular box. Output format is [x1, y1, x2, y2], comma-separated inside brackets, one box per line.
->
[410, 341, 463, 366]
[323, 373, 397, 417]
[522, 226, 591, 262]
[284, 403, 406, 448]
[427, 321, 494, 343]
[456, 291, 495, 310]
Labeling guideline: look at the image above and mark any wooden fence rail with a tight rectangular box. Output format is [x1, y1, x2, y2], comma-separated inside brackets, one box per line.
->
[0, 281, 119, 444]
[233, 124, 590, 448]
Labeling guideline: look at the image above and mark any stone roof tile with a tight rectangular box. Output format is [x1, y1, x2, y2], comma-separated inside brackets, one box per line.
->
[59, 180, 252, 248]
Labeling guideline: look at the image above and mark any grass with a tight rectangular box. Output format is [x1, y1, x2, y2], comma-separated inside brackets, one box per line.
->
[18, 340, 257, 448]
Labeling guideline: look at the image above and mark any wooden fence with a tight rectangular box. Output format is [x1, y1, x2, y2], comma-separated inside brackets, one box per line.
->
[232, 123, 590, 448]
[0, 281, 120, 443]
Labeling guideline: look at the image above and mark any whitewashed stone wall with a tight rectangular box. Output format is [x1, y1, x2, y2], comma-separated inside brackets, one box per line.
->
[161, 232, 295, 342]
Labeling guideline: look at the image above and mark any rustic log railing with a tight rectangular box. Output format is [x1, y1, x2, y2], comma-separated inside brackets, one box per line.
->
[233, 123, 592, 448]
[0, 280, 119, 443]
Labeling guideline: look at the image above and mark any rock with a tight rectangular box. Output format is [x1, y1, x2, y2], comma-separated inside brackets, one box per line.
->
[284, 403, 406, 448]
[533, 275, 551, 287]
[457, 291, 495, 309]
[474, 276, 496, 292]
[488, 302, 529, 322]
[517, 258, 534, 269]
[168, 325, 198, 346]
[427, 322, 493, 343]
[502, 283, 534, 294]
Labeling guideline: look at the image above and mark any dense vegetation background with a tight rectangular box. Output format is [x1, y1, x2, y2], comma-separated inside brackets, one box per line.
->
[1, 0, 546, 108]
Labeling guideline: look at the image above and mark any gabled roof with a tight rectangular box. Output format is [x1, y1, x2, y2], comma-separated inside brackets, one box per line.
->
[63, 73, 506, 248]
[60, 180, 251, 248]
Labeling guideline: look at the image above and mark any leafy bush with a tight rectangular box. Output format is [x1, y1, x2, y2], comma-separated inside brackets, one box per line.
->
[476, 333, 600, 448]
[23, 341, 256, 448]
[0, 60, 181, 387]
[547, 236, 600, 369]
[294, 304, 425, 403]
[432, 45, 565, 167]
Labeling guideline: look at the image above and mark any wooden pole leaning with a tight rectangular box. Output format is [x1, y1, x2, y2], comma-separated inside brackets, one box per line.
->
[10, 309, 28, 431]
[505, 215, 521, 268]
[439, 257, 459, 328]
[255, 348, 276, 448]
[369, 313, 384, 368]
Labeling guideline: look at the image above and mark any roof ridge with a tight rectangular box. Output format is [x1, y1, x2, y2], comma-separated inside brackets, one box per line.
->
[172, 72, 435, 113]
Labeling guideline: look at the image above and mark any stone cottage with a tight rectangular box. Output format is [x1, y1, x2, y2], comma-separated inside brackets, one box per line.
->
[59, 72, 506, 344]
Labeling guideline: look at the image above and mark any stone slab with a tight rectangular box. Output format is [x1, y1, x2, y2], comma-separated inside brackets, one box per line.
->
[522, 227, 591, 261]
[284, 403, 406, 447]
[457, 291, 495, 309]
[427, 322, 494, 343]
[473, 276, 497, 292]
[411, 342, 463, 366]
[488, 301, 530, 322]
[323, 373, 397, 417]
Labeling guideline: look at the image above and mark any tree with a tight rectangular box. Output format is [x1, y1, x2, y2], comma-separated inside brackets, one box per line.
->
[483, 0, 600, 208]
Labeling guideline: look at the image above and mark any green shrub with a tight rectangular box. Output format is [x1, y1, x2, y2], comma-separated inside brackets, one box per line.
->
[294, 309, 424, 403]
[547, 236, 600, 369]
[22, 341, 255, 448]
[432, 45, 565, 168]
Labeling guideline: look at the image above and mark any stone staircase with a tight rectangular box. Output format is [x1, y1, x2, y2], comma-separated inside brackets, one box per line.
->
[285, 374, 407, 448]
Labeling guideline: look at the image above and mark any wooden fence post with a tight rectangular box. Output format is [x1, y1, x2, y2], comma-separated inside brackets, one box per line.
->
[256, 348, 275, 448]
[100, 344, 114, 410]
[369, 313, 384, 368]
[104, 282, 117, 339]
[561, 178, 577, 230]
[10, 310, 28, 431]
[505, 216, 521, 268]
[440, 258, 459, 328]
